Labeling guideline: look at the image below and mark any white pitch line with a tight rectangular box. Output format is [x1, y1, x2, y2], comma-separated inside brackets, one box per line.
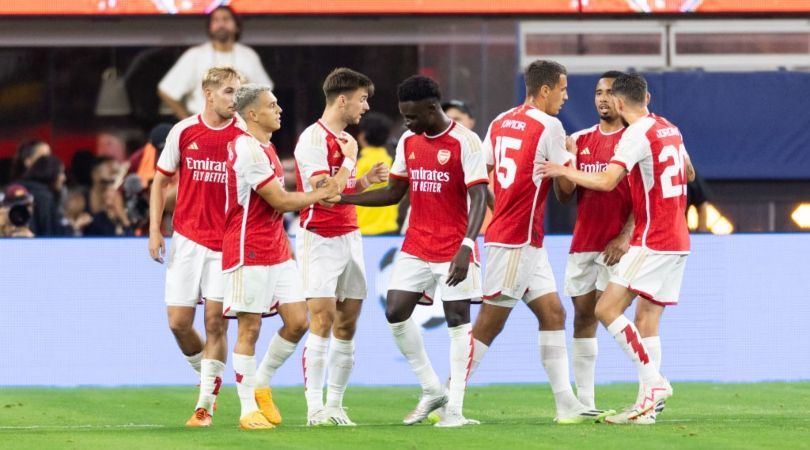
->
[0, 423, 165, 430]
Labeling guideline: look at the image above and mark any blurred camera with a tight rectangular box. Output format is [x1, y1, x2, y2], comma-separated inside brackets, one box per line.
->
[2, 184, 34, 228]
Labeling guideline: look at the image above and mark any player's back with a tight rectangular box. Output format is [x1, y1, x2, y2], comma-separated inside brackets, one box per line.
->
[293, 121, 357, 237]
[569, 125, 632, 253]
[484, 104, 571, 248]
[223, 133, 290, 271]
[157, 115, 244, 251]
[612, 114, 690, 253]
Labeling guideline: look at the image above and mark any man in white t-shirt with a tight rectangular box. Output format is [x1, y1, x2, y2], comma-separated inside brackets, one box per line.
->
[158, 5, 272, 119]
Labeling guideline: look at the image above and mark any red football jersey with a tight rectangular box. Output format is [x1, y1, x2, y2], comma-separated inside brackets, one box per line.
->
[610, 114, 690, 253]
[569, 125, 632, 253]
[390, 122, 488, 263]
[156, 115, 244, 251]
[222, 133, 291, 272]
[483, 104, 574, 248]
[294, 120, 358, 237]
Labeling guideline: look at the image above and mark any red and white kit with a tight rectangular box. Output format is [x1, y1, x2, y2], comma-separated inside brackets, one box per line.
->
[609, 114, 691, 305]
[222, 133, 303, 318]
[294, 120, 366, 300]
[564, 125, 632, 297]
[482, 104, 575, 308]
[388, 121, 488, 302]
[156, 115, 243, 307]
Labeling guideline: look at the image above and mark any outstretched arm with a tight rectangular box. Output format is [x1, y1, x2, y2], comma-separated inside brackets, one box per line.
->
[258, 176, 340, 213]
[339, 177, 409, 207]
[536, 161, 626, 192]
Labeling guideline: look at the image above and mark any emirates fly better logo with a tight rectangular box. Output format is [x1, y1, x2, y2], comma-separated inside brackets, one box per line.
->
[437, 149, 451, 165]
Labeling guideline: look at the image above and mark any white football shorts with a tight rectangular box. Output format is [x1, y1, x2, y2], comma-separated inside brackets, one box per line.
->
[296, 228, 367, 301]
[223, 259, 304, 318]
[164, 232, 224, 307]
[609, 246, 688, 306]
[483, 245, 557, 308]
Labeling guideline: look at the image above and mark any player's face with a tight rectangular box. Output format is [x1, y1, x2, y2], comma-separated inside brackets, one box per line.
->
[399, 100, 432, 135]
[595, 77, 618, 121]
[446, 107, 475, 130]
[255, 90, 283, 133]
[209, 77, 240, 120]
[547, 74, 568, 116]
[209, 9, 237, 43]
[341, 88, 370, 125]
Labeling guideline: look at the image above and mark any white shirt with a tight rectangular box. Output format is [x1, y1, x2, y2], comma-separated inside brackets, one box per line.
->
[158, 42, 273, 115]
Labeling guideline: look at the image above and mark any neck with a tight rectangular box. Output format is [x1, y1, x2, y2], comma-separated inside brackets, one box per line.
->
[321, 107, 347, 134]
[622, 107, 649, 126]
[201, 108, 229, 128]
[247, 122, 271, 144]
[526, 97, 550, 115]
[211, 39, 234, 52]
[599, 117, 624, 133]
[426, 114, 453, 136]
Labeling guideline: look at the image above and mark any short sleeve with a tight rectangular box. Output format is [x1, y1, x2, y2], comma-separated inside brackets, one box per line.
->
[482, 123, 495, 167]
[389, 134, 409, 179]
[234, 137, 274, 190]
[459, 133, 489, 187]
[294, 140, 329, 182]
[536, 119, 574, 166]
[610, 135, 648, 172]
[158, 47, 197, 102]
[156, 122, 183, 175]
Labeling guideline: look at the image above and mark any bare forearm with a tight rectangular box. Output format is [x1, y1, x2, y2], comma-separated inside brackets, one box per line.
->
[269, 190, 324, 213]
[149, 180, 168, 234]
[619, 212, 634, 238]
[554, 178, 575, 203]
[561, 167, 615, 192]
[465, 184, 488, 239]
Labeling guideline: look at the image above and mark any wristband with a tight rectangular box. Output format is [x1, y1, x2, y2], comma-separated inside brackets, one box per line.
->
[341, 158, 355, 172]
[461, 237, 475, 250]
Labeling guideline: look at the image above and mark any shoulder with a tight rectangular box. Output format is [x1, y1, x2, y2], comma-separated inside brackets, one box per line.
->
[171, 115, 202, 137]
[571, 124, 598, 141]
[526, 109, 564, 134]
[235, 43, 260, 58]
[626, 116, 656, 140]
[397, 130, 417, 147]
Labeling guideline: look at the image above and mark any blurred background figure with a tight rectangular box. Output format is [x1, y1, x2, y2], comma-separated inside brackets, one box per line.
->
[10, 140, 51, 182]
[0, 183, 35, 238]
[157, 5, 272, 119]
[355, 112, 399, 235]
[441, 100, 476, 132]
[19, 155, 67, 236]
[82, 156, 130, 236]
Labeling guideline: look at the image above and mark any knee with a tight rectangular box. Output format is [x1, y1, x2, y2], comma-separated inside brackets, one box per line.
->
[288, 316, 310, 340]
[542, 302, 567, 329]
[385, 303, 409, 324]
[594, 300, 613, 323]
[168, 314, 193, 336]
[444, 310, 468, 328]
[472, 320, 502, 345]
[332, 321, 357, 340]
[634, 314, 657, 336]
[311, 308, 335, 332]
[205, 317, 227, 338]
[573, 307, 597, 330]
[239, 319, 262, 342]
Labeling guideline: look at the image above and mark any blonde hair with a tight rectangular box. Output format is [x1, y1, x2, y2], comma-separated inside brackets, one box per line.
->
[201, 65, 243, 90]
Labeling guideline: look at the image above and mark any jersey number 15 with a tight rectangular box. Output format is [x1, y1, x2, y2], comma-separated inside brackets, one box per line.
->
[494, 136, 521, 189]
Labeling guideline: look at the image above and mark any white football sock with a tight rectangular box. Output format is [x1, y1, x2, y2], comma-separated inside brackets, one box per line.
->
[606, 316, 660, 386]
[539, 330, 581, 416]
[636, 336, 662, 403]
[233, 353, 259, 417]
[256, 333, 298, 388]
[195, 359, 225, 414]
[184, 350, 203, 378]
[326, 337, 355, 408]
[446, 323, 473, 414]
[389, 319, 443, 397]
[470, 338, 489, 377]
[302, 333, 329, 413]
[572, 337, 598, 408]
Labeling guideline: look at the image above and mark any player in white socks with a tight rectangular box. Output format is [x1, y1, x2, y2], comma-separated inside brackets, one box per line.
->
[294, 68, 388, 426]
[223, 84, 340, 429]
[148, 66, 244, 427]
[537, 73, 695, 424]
[340, 75, 489, 428]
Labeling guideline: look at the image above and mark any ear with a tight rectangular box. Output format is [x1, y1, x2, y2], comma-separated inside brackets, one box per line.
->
[539, 85, 551, 98]
[645, 92, 651, 106]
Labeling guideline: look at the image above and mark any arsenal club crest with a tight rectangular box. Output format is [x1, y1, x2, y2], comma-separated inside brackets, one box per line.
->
[437, 149, 451, 165]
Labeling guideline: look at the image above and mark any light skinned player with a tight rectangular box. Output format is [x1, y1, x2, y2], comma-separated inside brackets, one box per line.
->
[555, 70, 633, 412]
[457, 60, 609, 424]
[340, 75, 489, 428]
[148, 66, 245, 426]
[536, 73, 695, 424]
[223, 84, 340, 429]
[293, 67, 388, 426]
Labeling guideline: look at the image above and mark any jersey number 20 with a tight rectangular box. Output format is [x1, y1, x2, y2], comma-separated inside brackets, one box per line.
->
[659, 144, 688, 199]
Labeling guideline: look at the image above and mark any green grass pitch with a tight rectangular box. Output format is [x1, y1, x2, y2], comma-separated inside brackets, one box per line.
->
[1, 383, 808, 449]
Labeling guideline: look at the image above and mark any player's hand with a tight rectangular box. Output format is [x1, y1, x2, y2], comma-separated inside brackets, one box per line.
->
[316, 176, 341, 199]
[565, 136, 577, 155]
[149, 231, 166, 264]
[534, 160, 567, 179]
[446, 246, 472, 287]
[319, 195, 341, 207]
[336, 131, 359, 162]
[603, 235, 630, 266]
[364, 161, 389, 186]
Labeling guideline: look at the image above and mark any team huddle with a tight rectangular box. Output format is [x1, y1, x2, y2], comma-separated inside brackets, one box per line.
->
[148, 59, 694, 429]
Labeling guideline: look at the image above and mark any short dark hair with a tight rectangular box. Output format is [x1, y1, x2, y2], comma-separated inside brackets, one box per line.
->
[323, 68, 375, 103]
[397, 75, 441, 103]
[11, 139, 48, 180]
[524, 60, 567, 97]
[207, 5, 242, 41]
[441, 100, 473, 118]
[358, 112, 393, 147]
[23, 154, 63, 190]
[600, 70, 625, 80]
[611, 73, 648, 105]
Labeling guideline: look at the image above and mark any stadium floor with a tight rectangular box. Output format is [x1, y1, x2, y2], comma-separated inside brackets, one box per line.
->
[1, 383, 808, 449]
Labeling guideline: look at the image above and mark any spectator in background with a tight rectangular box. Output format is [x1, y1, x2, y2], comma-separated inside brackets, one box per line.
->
[355, 112, 399, 235]
[69, 149, 97, 188]
[82, 156, 130, 236]
[0, 184, 35, 238]
[10, 140, 51, 181]
[19, 155, 67, 236]
[96, 130, 128, 163]
[129, 123, 173, 187]
[158, 5, 272, 120]
[441, 100, 476, 132]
